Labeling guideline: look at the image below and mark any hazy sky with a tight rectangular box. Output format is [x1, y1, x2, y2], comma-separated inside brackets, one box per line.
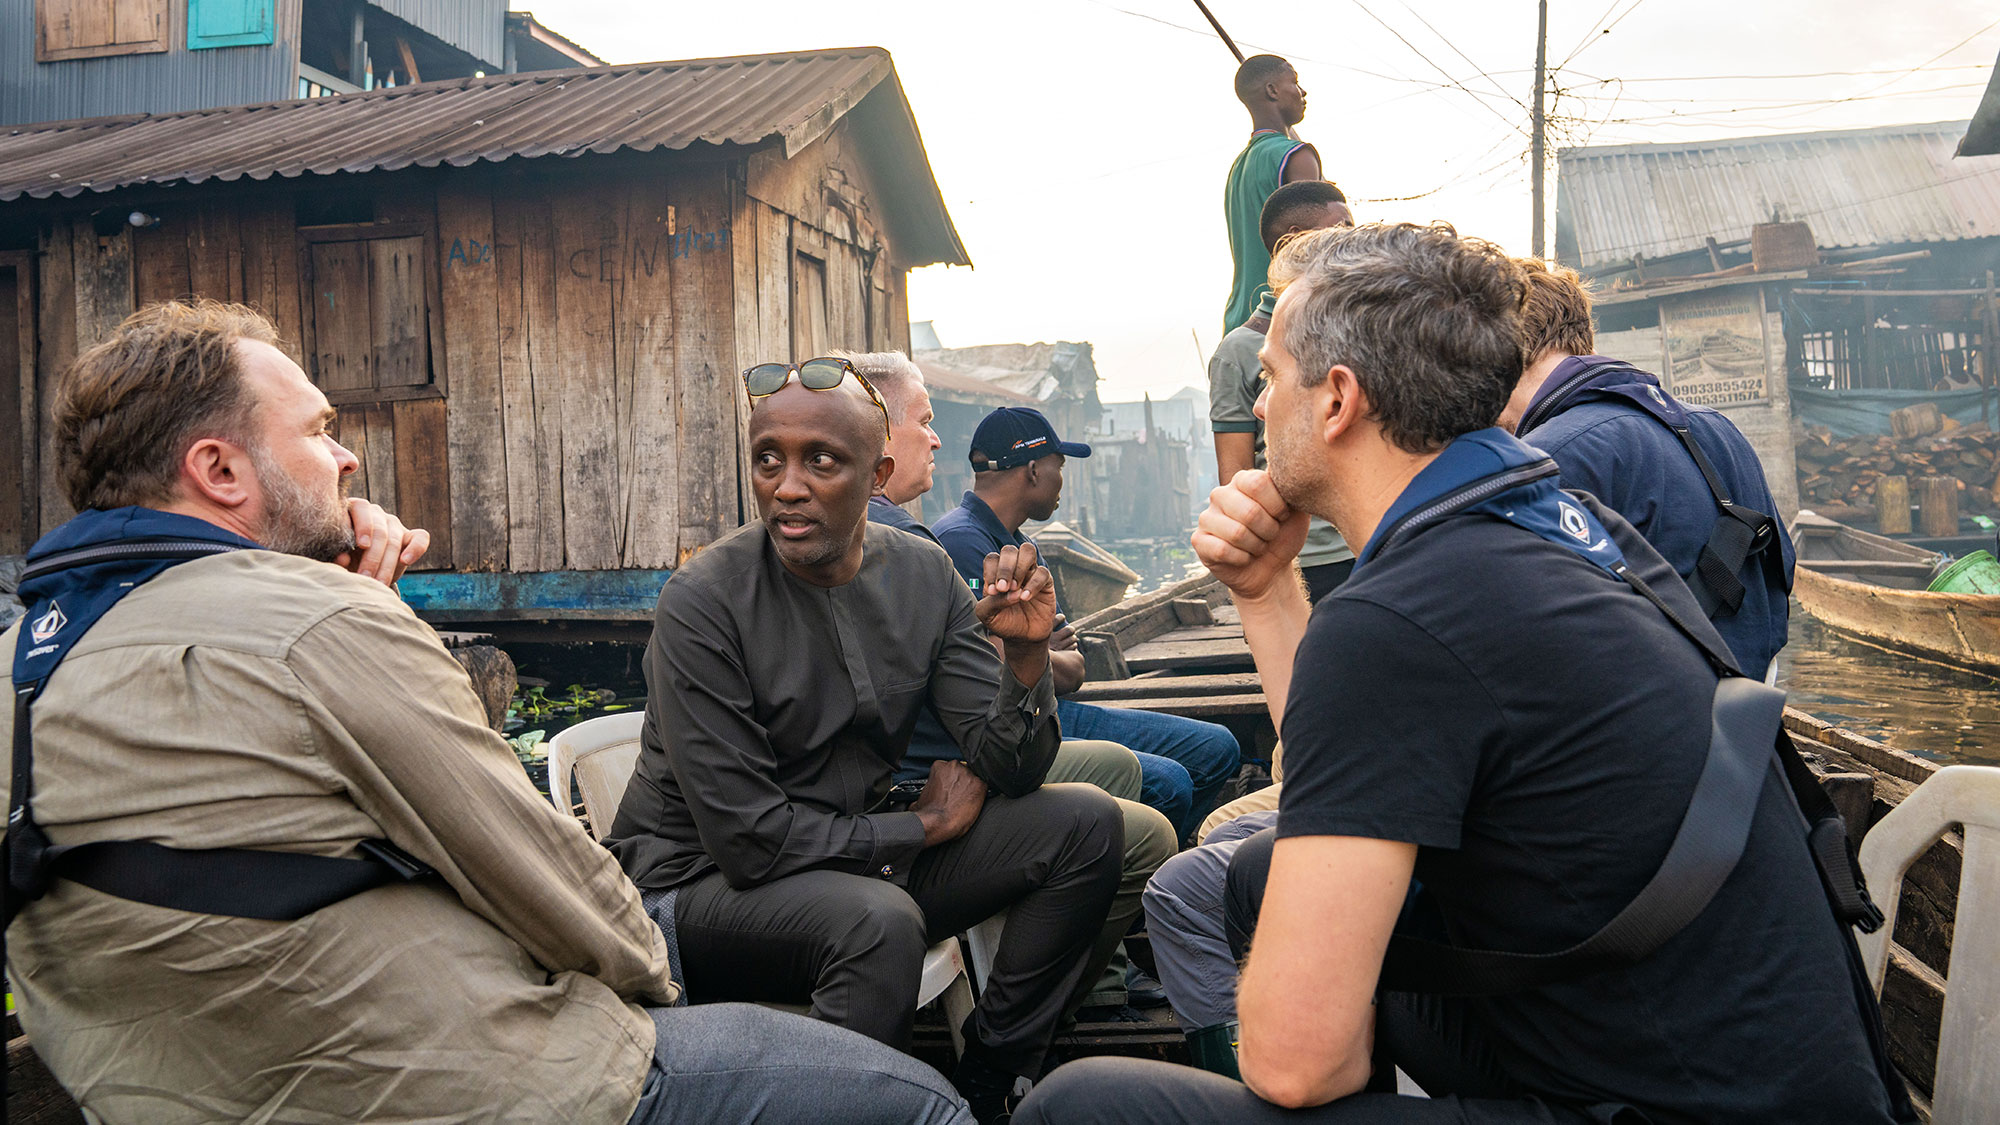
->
[525, 1, 1998, 402]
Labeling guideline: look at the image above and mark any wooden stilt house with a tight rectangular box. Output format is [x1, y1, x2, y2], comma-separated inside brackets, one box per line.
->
[0, 47, 968, 625]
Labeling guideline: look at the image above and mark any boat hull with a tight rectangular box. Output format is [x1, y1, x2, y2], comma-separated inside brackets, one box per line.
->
[1794, 564, 2000, 675]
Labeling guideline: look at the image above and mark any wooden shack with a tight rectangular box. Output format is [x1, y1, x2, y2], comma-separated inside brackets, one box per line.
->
[0, 47, 967, 622]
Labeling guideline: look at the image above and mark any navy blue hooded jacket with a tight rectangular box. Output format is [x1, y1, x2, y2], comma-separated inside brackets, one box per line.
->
[1518, 355, 1794, 679]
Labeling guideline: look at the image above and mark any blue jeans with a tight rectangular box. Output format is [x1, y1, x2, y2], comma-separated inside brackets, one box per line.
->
[1057, 699, 1240, 841]
[629, 1004, 970, 1124]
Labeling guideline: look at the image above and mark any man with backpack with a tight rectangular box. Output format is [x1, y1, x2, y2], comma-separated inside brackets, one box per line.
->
[1015, 223, 1909, 1123]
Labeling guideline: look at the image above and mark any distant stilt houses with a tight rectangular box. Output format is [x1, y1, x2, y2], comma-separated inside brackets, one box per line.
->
[0, 48, 969, 627]
[1556, 121, 2000, 531]
[916, 339, 1213, 542]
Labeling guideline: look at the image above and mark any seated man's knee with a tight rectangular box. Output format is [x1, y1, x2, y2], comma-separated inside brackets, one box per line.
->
[1061, 739, 1144, 801]
[835, 880, 929, 966]
[1223, 827, 1277, 961]
[1040, 783, 1126, 863]
[1143, 840, 1232, 922]
[1121, 800, 1177, 877]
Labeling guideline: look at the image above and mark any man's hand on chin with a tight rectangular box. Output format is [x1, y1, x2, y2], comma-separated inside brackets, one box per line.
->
[334, 498, 431, 587]
[1193, 469, 1310, 604]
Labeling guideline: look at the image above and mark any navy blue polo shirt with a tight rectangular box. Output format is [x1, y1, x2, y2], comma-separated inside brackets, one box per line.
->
[931, 492, 1020, 588]
[867, 496, 938, 544]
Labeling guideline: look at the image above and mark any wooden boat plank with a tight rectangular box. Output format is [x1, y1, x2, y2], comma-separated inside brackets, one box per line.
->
[1070, 673, 1264, 700]
[1122, 637, 1259, 672]
[1132, 624, 1244, 643]
[1798, 560, 1940, 577]
[1080, 693, 1270, 717]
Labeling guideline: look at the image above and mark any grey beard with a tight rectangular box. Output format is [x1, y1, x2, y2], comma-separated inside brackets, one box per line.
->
[251, 447, 354, 562]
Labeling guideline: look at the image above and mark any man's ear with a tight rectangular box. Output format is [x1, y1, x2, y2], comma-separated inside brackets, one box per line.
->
[1321, 365, 1368, 445]
[179, 437, 255, 510]
[873, 452, 896, 494]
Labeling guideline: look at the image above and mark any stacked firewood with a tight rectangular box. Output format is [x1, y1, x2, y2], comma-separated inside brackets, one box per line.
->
[1794, 420, 2000, 518]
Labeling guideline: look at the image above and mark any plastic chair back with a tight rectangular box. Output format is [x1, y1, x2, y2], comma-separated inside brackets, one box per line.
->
[547, 711, 645, 840]
[1857, 764, 2000, 1123]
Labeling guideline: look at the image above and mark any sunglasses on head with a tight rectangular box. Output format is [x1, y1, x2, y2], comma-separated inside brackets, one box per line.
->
[741, 357, 890, 435]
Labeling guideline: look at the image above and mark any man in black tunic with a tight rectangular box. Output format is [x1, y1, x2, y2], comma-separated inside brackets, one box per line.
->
[605, 367, 1123, 1121]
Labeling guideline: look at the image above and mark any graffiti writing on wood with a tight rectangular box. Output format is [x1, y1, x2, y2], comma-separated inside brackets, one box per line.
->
[570, 226, 731, 281]
[445, 238, 495, 268]
[442, 226, 731, 280]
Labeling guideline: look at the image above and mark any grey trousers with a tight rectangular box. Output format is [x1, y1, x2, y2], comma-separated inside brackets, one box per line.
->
[627, 1003, 972, 1124]
[1141, 809, 1277, 1030]
[1010, 1057, 1593, 1125]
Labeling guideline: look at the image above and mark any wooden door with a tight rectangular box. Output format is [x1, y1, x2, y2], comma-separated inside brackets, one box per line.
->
[791, 252, 827, 360]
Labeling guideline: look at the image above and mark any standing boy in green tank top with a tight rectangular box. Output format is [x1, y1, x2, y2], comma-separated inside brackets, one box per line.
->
[1222, 54, 1321, 334]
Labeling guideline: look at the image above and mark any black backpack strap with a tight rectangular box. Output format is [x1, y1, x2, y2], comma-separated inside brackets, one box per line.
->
[41, 838, 429, 922]
[1380, 674, 1784, 996]
[8, 661, 434, 928]
[1614, 559, 1881, 933]
[1662, 421, 1782, 619]
[1380, 558, 1878, 997]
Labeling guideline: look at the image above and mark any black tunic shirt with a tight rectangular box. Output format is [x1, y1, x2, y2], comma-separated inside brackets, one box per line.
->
[606, 521, 1060, 891]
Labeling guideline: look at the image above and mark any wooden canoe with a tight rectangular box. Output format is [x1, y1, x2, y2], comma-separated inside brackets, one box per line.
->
[1032, 521, 1142, 620]
[1792, 510, 2000, 676]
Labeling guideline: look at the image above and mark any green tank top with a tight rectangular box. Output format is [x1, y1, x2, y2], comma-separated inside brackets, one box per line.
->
[1223, 131, 1311, 334]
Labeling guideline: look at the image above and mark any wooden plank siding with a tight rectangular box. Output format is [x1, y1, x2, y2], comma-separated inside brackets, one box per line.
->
[12, 126, 922, 576]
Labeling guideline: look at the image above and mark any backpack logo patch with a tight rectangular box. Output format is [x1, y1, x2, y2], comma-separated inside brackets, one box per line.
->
[1646, 385, 1667, 405]
[1558, 502, 1592, 543]
[30, 602, 66, 644]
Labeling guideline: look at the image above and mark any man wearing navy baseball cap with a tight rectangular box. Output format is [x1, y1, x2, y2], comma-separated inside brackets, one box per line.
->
[934, 408, 1244, 852]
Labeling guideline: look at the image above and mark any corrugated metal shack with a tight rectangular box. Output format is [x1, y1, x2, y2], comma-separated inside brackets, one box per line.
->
[0, 0, 598, 128]
[1555, 121, 2000, 523]
[0, 48, 969, 625]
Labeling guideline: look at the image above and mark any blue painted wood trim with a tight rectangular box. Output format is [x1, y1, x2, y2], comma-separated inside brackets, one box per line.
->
[187, 0, 276, 49]
[397, 569, 674, 618]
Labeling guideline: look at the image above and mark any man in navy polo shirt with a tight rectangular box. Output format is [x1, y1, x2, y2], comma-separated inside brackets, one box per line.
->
[933, 408, 1242, 842]
[1014, 222, 1906, 1125]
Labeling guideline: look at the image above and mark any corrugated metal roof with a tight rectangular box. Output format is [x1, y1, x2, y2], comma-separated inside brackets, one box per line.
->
[0, 46, 969, 266]
[1556, 120, 2000, 269]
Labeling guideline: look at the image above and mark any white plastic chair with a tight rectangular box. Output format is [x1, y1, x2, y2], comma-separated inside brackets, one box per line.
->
[547, 712, 978, 1057]
[1857, 764, 2000, 1123]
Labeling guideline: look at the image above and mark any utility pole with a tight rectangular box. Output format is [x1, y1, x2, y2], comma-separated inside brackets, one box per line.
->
[1530, 0, 1549, 259]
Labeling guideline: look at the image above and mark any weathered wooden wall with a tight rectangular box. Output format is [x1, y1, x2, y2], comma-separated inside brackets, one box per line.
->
[10, 127, 919, 574]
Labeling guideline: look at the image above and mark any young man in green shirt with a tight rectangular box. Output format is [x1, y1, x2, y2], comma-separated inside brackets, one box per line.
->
[1210, 180, 1355, 601]
[1223, 54, 1322, 334]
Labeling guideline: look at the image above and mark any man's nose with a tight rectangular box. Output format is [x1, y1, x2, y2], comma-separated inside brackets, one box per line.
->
[1253, 384, 1270, 422]
[331, 438, 359, 476]
[773, 463, 811, 501]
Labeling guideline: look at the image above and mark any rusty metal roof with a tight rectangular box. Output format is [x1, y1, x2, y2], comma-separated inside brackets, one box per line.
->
[1556, 121, 2000, 270]
[0, 46, 969, 266]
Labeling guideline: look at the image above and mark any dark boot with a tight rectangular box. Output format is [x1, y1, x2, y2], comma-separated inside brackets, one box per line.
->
[1185, 1021, 1241, 1080]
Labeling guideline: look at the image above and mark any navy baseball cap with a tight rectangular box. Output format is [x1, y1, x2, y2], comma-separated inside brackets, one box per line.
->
[969, 407, 1093, 471]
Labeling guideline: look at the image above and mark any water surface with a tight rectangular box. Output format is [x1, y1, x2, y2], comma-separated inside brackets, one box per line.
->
[1775, 599, 2000, 767]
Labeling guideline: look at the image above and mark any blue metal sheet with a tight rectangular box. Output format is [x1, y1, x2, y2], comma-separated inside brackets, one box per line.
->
[396, 568, 673, 618]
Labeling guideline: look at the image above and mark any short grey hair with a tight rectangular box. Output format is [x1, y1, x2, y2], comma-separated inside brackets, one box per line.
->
[833, 350, 927, 425]
[1268, 222, 1527, 454]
